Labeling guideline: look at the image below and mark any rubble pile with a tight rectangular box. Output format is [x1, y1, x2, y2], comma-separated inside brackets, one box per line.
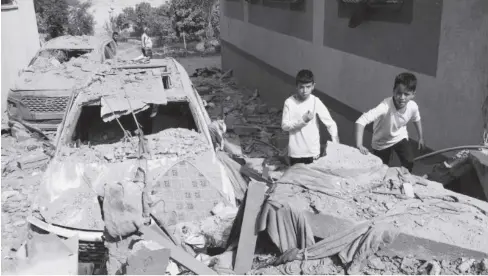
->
[16, 52, 111, 91]
[1, 125, 55, 273]
[60, 128, 212, 163]
[191, 67, 287, 179]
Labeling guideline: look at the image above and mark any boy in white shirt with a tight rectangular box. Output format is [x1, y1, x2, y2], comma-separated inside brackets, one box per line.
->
[355, 72, 425, 172]
[282, 69, 340, 166]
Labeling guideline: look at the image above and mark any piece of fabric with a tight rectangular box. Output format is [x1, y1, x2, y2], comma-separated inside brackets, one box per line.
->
[277, 162, 343, 197]
[356, 97, 421, 151]
[257, 200, 315, 253]
[282, 95, 338, 158]
[292, 222, 397, 274]
[373, 139, 415, 172]
[215, 151, 248, 202]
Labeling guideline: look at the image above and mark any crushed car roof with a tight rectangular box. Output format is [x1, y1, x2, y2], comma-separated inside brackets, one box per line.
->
[78, 58, 192, 122]
[42, 35, 111, 50]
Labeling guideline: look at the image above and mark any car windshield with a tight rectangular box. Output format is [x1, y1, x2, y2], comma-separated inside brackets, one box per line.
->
[72, 101, 198, 145]
[30, 49, 94, 66]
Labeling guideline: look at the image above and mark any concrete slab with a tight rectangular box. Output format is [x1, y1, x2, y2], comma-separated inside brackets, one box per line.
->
[272, 166, 488, 263]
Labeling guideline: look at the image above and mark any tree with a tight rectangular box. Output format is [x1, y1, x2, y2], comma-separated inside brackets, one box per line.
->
[151, 4, 177, 45]
[134, 2, 153, 35]
[35, 0, 69, 39]
[115, 7, 136, 30]
[170, 0, 207, 41]
[35, 0, 95, 40]
[67, 0, 95, 36]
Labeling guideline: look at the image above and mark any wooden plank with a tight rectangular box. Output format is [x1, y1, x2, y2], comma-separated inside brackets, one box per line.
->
[140, 224, 217, 275]
[233, 181, 267, 274]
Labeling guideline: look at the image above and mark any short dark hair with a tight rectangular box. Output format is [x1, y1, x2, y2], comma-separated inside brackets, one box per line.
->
[394, 72, 417, 91]
[113, 31, 119, 36]
[296, 69, 314, 85]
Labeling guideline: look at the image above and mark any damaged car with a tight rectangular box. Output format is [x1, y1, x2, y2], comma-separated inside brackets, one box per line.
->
[27, 58, 237, 272]
[7, 35, 117, 130]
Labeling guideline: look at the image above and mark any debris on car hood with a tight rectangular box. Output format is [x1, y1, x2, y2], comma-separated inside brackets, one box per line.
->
[13, 53, 110, 91]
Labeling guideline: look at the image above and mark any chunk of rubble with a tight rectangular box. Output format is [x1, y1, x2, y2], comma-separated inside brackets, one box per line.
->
[457, 258, 475, 272]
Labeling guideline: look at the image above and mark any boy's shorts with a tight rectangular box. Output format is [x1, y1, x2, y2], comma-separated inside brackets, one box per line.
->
[372, 138, 414, 172]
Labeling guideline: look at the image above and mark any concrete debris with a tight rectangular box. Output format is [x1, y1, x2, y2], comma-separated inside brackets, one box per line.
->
[458, 258, 476, 272]
[10, 122, 32, 142]
[368, 256, 386, 270]
[481, 258, 488, 272]
[429, 261, 442, 275]
[169, 204, 237, 250]
[17, 152, 49, 170]
[126, 240, 171, 275]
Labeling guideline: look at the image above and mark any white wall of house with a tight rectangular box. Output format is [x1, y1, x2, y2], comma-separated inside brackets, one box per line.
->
[1, 0, 40, 114]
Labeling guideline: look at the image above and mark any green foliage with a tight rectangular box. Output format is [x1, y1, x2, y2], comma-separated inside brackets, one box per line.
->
[35, 0, 95, 40]
[113, 0, 220, 43]
[67, 0, 95, 36]
[134, 2, 153, 35]
[170, 0, 212, 41]
[35, 0, 69, 39]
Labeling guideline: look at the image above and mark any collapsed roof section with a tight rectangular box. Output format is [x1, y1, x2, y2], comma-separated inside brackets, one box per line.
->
[77, 58, 188, 123]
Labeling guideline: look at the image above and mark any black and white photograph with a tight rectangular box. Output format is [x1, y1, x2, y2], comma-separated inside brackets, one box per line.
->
[0, 0, 487, 274]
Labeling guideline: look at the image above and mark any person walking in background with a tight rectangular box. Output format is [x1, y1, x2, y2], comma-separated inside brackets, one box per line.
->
[134, 26, 153, 61]
[355, 72, 425, 172]
[282, 69, 340, 166]
[141, 26, 153, 59]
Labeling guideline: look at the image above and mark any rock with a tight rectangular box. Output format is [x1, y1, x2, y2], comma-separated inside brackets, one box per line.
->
[2, 190, 20, 201]
[429, 261, 442, 275]
[198, 86, 212, 95]
[127, 240, 170, 275]
[477, 258, 488, 273]
[196, 42, 206, 52]
[13, 220, 26, 227]
[11, 122, 32, 142]
[232, 125, 261, 136]
[458, 258, 475, 272]
[17, 153, 49, 170]
[368, 256, 386, 270]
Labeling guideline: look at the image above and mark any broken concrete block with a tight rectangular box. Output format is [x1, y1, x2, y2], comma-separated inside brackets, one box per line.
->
[232, 125, 261, 136]
[11, 122, 32, 142]
[127, 240, 171, 275]
[368, 256, 386, 270]
[17, 153, 49, 170]
[401, 183, 415, 198]
[458, 258, 475, 272]
[429, 261, 442, 275]
[198, 86, 212, 95]
[1, 190, 20, 201]
[480, 258, 488, 273]
[224, 115, 243, 129]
